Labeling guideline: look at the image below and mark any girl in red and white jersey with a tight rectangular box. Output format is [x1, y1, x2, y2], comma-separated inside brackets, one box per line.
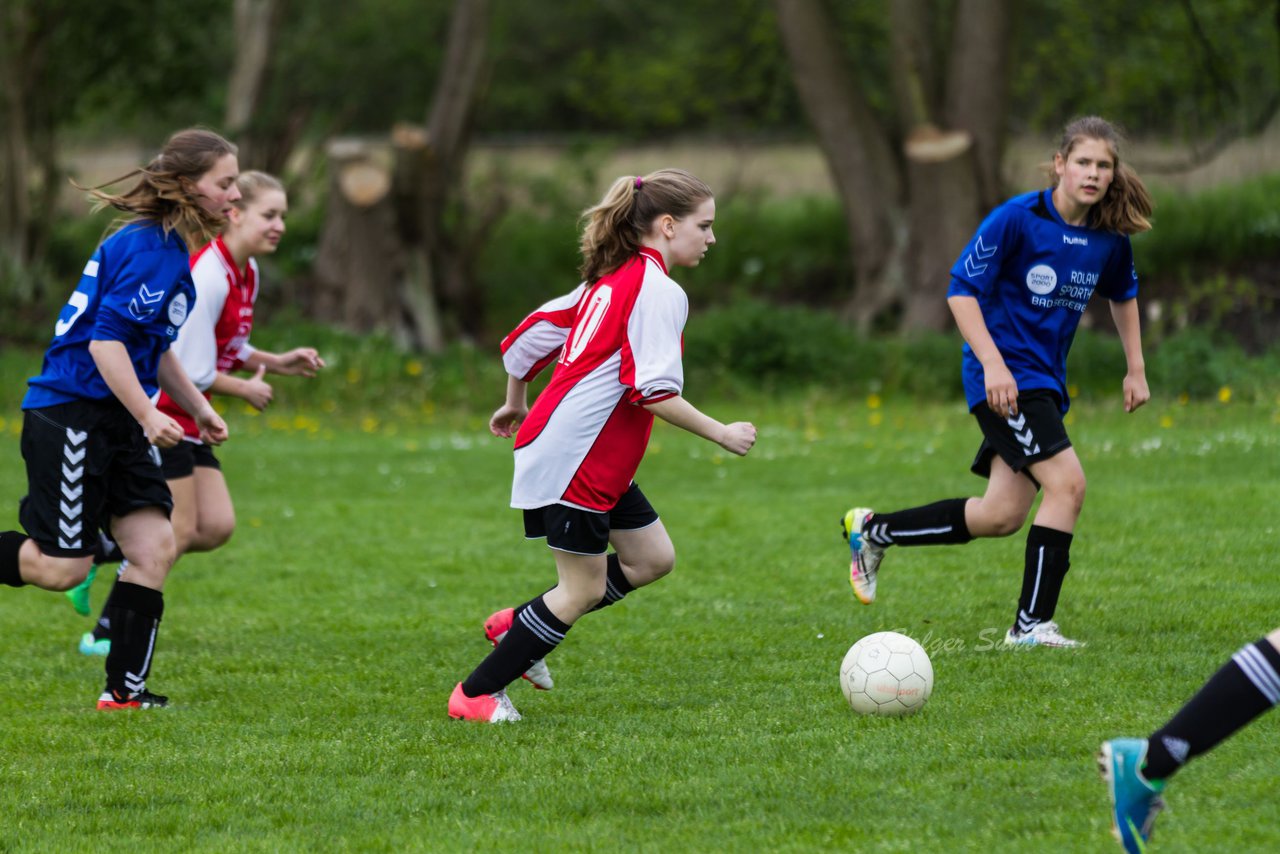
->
[74, 171, 324, 655]
[449, 169, 757, 722]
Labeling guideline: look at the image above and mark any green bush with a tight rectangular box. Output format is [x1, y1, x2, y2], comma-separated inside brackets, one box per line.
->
[1135, 173, 1280, 280]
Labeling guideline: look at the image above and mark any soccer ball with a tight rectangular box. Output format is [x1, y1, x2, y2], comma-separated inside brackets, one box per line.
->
[839, 631, 933, 716]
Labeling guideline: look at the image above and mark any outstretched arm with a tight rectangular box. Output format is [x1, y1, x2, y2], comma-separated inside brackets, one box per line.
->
[1110, 298, 1149, 413]
[244, 347, 325, 377]
[644, 395, 756, 456]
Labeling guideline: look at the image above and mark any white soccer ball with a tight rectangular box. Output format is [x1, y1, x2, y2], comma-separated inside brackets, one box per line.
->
[840, 631, 934, 716]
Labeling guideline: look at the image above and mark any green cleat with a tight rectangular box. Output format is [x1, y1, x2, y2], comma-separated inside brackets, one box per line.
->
[65, 564, 98, 616]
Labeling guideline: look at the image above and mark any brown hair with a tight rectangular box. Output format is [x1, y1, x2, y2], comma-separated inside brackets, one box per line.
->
[80, 128, 238, 247]
[1049, 116, 1153, 235]
[233, 170, 285, 210]
[578, 168, 714, 283]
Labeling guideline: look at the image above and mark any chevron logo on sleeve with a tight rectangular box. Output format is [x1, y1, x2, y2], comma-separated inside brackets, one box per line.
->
[963, 235, 998, 278]
[129, 282, 165, 320]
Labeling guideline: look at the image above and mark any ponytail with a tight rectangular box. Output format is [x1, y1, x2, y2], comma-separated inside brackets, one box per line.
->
[578, 168, 713, 283]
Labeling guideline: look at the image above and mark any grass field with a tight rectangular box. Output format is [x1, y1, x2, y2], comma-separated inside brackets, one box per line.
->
[1, 394, 1277, 852]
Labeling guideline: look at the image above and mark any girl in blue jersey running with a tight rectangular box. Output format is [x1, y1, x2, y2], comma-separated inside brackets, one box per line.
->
[842, 115, 1154, 648]
[0, 128, 237, 709]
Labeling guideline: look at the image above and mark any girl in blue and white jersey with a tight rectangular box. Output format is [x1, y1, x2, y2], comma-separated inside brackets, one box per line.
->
[0, 128, 238, 709]
[842, 116, 1154, 648]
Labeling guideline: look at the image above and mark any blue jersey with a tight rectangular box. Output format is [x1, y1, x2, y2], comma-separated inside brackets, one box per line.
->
[947, 189, 1138, 413]
[24, 222, 196, 409]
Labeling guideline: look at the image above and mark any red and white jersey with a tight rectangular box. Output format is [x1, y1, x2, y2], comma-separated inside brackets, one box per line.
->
[504, 247, 686, 511]
[157, 236, 259, 441]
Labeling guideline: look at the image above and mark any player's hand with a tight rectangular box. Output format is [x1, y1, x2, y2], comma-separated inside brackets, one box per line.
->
[490, 403, 528, 438]
[242, 365, 274, 411]
[195, 407, 228, 446]
[984, 364, 1019, 419]
[718, 421, 757, 456]
[277, 347, 325, 377]
[141, 408, 184, 449]
[1123, 370, 1150, 413]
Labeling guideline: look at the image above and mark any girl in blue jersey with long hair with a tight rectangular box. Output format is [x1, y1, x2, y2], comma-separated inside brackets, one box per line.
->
[841, 115, 1153, 648]
[0, 128, 237, 709]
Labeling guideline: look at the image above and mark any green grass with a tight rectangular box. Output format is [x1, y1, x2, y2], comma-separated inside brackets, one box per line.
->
[1, 394, 1278, 852]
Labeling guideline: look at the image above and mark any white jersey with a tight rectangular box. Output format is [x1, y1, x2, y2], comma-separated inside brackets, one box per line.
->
[503, 248, 686, 511]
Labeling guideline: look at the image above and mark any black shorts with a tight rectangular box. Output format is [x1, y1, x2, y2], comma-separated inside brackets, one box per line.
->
[19, 399, 172, 558]
[969, 389, 1072, 485]
[523, 482, 660, 555]
[160, 440, 221, 479]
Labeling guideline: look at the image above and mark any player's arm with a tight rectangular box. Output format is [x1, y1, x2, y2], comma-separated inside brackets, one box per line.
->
[209, 366, 273, 411]
[644, 396, 756, 456]
[490, 375, 529, 438]
[88, 340, 184, 448]
[947, 294, 1018, 418]
[158, 349, 228, 445]
[1109, 297, 1149, 413]
[243, 347, 325, 377]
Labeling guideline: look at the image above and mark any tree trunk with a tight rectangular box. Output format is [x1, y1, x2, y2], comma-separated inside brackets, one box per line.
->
[312, 139, 404, 334]
[225, 0, 283, 170]
[0, 3, 33, 274]
[409, 0, 490, 344]
[772, 0, 902, 329]
[944, 0, 1013, 212]
[775, 0, 1011, 333]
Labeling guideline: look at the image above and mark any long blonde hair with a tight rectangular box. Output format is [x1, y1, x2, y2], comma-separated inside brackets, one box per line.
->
[80, 128, 238, 247]
[578, 168, 714, 283]
[1049, 116, 1153, 235]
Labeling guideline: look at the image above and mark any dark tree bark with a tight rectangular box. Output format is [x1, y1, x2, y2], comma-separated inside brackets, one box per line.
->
[312, 0, 490, 352]
[225, 0, 286, 171]
[773, 0, 1011, 332]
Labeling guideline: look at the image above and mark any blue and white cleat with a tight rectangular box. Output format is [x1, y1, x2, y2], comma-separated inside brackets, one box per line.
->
[842, 507, 883, 605]
[1098, 737, 1166, 853]
[1003, 621, 1085, 648]
[78, 632, 111, 657]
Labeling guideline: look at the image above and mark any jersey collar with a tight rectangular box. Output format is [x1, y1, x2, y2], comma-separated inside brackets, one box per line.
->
[638, 246, 668, 273]
[210, 236, 251, 286]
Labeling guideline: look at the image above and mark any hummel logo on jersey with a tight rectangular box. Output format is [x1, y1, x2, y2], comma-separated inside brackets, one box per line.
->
[129, 282, 165, 320]
[1062, 234, 1088, 246]
[964, 235, 998, 278]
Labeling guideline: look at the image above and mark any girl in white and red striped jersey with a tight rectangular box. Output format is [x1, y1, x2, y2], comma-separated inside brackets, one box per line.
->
[449, 169, 757, 722]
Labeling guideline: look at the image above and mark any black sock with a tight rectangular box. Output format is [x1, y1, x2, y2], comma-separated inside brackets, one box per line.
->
[1143, 638, 1280, 780]
[92, 562, 127, 641]
[588, 553, 635, 611]
[1013, 525, 1072, 633]
[94, 532, 124, 565]
[463, 596, 569, 697]
[92, 612, 111, 642]
[102, 581, 164, 696]
[863, 499, 972, 548]
[0, 531, 28, 587]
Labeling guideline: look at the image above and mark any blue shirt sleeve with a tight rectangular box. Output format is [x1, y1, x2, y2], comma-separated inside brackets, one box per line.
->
[93, 245, 181, 343]
[947, 204, 1018, 299]
[1096, 235, 1139, 301]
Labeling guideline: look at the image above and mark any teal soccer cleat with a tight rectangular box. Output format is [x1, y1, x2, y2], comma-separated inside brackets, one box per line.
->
[1099, 737, 1166, 853]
